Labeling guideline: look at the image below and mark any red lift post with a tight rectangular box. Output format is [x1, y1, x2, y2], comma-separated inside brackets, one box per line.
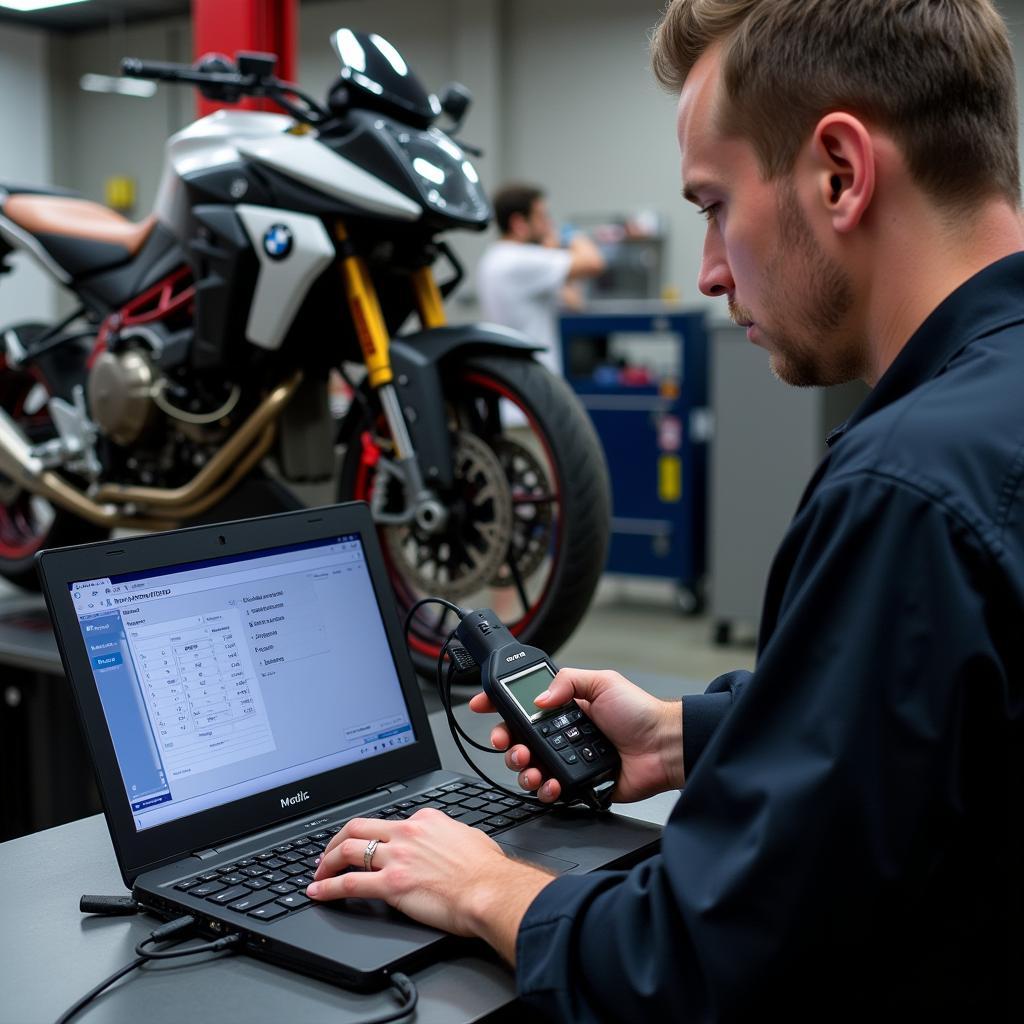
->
[191, 0, 297, 116]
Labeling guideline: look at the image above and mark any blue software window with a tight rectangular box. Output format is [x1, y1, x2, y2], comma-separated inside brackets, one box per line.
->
[82, 613, 170, 812]
[70, 535, 414, 831]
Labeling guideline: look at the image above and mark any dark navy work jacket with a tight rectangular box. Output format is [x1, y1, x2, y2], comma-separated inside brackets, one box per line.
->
[516, 253, 1024, 1021]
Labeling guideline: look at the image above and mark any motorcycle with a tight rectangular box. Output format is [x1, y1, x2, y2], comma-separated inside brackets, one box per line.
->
[0, 30, 610, 674]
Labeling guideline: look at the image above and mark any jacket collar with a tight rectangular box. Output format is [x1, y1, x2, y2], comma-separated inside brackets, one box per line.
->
[826, 251, 1024, 447]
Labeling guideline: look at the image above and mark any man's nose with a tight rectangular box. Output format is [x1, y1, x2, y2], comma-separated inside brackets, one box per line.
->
[698, 234, 734, 298]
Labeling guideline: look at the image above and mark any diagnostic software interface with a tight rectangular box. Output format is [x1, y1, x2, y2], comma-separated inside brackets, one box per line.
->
[68, 534, 414, 832]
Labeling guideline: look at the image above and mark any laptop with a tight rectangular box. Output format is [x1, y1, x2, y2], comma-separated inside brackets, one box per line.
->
[36, 502, 661, 989]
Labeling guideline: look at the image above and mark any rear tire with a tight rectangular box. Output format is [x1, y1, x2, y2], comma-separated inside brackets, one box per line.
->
[338, 353, 611, 677]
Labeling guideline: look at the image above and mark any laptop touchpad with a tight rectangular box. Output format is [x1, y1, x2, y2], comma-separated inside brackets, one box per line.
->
[497, 843, 579, 873]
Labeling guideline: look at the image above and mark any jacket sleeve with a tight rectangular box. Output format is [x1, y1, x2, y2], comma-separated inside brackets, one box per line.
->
[514, 471, 1002, 1022]
[682, 670, 752, 778]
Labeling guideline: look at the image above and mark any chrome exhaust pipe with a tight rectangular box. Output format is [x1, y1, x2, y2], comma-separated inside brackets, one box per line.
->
[0, 372, 301, 528]
[0, 405, 121, 526]
[93, 373, 301, 510]
[0, 405, 45, 491]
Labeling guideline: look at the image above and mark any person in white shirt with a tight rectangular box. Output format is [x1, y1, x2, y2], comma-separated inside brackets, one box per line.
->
[477, 184, 605, 375]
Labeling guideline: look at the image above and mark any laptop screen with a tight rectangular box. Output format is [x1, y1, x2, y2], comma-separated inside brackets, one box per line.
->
[67, 533, 415, 833]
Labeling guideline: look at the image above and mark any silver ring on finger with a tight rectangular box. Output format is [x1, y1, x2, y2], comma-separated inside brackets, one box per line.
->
[363, 837, 382, 871]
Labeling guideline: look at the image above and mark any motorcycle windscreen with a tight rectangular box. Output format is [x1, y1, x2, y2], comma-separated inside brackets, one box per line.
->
[331, 28, 440, 128]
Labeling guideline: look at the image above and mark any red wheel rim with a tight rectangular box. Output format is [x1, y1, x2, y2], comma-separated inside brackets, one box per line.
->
[0, 493, 48, 560]
[353, 369, 563, 660]
[0, 360, 56, 560]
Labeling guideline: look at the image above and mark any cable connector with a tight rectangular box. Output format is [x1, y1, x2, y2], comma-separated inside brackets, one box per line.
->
[446, 638, 478, 675]
[79, 895, 139, 916]
[149, 914, 197, 941]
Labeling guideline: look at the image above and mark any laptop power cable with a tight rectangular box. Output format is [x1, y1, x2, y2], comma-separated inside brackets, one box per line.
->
[60, 908, 418, 1024]
[56, 914, 239, 1024]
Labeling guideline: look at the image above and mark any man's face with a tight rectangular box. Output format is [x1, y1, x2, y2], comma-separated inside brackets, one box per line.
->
[677, 47, 863, 387]
[523, 199, 555, 246]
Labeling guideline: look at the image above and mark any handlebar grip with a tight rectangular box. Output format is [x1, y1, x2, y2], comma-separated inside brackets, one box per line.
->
[121, 57, 189, 82]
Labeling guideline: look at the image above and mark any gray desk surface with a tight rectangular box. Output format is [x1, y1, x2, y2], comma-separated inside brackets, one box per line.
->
[0, 670, 685, 1024]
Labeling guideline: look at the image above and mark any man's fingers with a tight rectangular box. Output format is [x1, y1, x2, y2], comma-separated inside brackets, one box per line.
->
[535, 667, 608, 710]
[505, 744, 532, 772]
[322, 816, 402, 858]
[538, 779, 562, 803]
[307, 869, 389, 902]
[490, 724, 511, 751]
[516, 773, 562, 801]
[468, 692, 495, 714]
[316, 836, 390, 880]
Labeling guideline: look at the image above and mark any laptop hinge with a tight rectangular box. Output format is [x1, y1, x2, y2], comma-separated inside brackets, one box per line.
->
[376, 783, 406, 796]
[192, 848, 220, 861]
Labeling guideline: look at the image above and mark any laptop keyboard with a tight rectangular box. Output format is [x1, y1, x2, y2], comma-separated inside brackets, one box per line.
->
[170, 780, 547, 923]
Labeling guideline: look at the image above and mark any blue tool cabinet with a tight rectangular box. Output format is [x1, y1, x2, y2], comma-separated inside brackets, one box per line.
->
[560, 308, 709, 611]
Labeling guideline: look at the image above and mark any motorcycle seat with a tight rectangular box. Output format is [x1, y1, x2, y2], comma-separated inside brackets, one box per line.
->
[0, 193, 156, 278]
[0, 182, 81, 199]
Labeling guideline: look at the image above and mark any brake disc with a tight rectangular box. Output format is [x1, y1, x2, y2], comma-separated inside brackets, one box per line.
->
[383, 431, 513, 600]
[488, 436, 554, 587]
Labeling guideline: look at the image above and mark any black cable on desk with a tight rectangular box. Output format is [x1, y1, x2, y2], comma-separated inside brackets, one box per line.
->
[55, 914, 232, 1024]
[57, 913, 417, 1024]
[54, 953, 148, 1024]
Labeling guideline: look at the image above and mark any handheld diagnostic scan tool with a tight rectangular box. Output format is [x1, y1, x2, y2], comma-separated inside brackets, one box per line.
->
[454, 608, 620, 809]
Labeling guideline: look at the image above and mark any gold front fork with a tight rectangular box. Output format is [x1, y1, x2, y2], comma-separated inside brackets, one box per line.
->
[335, 223, 446, 521]
[336, 222, 394, 389]
[411, 266, 447, 328]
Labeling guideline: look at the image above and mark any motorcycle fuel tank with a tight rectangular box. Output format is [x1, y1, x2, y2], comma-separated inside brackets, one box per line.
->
[153, 109, 421, 239]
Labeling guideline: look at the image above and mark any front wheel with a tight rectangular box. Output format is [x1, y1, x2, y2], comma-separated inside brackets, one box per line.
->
[338, 353, 611, 677]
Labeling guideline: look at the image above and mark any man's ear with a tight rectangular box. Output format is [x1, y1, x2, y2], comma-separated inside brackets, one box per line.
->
[811, 113, 875, 233]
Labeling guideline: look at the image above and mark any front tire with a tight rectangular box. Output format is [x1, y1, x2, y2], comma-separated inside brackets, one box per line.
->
[338, 353, 611, 676]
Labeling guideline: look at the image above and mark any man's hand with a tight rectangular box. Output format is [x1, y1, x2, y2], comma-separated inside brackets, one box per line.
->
[469, 667, 684, 803]
[307, 809, 554, 962]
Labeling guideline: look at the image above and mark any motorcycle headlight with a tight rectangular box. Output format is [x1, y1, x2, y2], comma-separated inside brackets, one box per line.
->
[391, 126, 490, 225]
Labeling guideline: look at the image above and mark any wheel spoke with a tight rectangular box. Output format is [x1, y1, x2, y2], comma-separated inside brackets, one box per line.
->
[506, 550, 530, 617]
[431, 604, 449, 633]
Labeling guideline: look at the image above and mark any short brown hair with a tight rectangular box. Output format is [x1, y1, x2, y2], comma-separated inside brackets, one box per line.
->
[493, 183, 545, 234]
[651, 0, 1021, 209]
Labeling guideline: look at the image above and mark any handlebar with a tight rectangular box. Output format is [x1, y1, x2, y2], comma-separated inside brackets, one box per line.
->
[121, 58, 205, 83]
[120, 55, 330, 127]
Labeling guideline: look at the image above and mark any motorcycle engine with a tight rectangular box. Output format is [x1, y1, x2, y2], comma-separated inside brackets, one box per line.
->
[86, 349, 158, 445]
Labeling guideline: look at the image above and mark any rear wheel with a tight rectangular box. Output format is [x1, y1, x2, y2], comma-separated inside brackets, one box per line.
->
[338, 353, 611, 677]
[0, 325, 108, 589]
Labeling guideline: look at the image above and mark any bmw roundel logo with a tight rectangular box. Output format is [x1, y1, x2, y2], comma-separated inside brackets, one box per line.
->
[263, 223, 293, 260]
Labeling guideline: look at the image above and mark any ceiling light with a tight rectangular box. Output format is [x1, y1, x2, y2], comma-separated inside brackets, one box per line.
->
[80, 73, 156, 98]
[0, 1, 92, 12]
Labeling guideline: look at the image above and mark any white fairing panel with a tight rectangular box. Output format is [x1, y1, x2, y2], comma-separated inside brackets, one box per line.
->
[155, 111, 295, 233]
[235, 205, 335, 350]
[235, 133, 421, 221]
[154, 109, 421, 237]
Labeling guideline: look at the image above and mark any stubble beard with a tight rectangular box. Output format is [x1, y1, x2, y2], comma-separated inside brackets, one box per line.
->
[742, 181, 863, 388]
